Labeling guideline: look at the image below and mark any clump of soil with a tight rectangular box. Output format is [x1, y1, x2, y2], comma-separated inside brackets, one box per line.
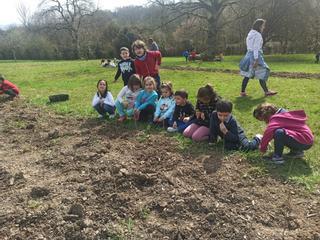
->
[0, 98, 319, 239]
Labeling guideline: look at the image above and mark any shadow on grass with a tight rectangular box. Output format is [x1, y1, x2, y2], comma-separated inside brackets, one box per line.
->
[234, 96, 265, 112]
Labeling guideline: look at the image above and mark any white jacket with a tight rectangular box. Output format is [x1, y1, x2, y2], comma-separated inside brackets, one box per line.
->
[92, 91, 115, 107]
[246, 30, 263, 60]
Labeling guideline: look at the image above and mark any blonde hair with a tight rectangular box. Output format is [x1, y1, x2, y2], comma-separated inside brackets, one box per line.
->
[253, 103, 279, 121]
[132, 40, 147, 53]
[144, 76, 157, 90]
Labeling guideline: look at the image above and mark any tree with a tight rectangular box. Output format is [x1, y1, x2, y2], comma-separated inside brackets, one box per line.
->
[151, 0, 250, 56]
[39, 0, 97, 59]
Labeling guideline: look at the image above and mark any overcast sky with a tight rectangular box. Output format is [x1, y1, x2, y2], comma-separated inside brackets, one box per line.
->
[0, 0, 149, 26]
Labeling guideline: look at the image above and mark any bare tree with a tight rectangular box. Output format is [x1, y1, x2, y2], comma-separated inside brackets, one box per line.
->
[39, 0, 97, 59]
[150, 0, 252, 56]
[17, 2, 31, 28]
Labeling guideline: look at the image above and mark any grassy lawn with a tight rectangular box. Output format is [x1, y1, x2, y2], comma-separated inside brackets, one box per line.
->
[0, 58, 319, 189]
[162, 54, 320, 73]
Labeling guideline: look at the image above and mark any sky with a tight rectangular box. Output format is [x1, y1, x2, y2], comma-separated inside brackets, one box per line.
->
[0, 0, 149, 26]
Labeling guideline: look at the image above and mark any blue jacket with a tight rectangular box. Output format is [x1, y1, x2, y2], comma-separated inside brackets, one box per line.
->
[134, 90, 158, 111]
[154, 96, 175, 119]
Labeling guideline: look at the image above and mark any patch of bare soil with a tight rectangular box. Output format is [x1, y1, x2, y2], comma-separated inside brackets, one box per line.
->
[0, 98, 319, 240]
[162, 66, 320, 79]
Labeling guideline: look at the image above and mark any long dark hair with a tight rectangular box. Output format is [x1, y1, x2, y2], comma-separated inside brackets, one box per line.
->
[197, 84, 217, 102]
[252, 19, 266, 33]
[96, 79, 108, 97]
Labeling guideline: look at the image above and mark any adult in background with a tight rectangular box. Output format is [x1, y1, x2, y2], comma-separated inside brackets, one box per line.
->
[148, 38, 159, 51]
[239, 19, 277, 97]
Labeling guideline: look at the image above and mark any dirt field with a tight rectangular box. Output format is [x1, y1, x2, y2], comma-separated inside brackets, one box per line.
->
[0, 98, 319, 240]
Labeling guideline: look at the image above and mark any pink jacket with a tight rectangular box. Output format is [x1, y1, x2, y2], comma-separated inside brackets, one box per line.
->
[260, 110, 314, 152]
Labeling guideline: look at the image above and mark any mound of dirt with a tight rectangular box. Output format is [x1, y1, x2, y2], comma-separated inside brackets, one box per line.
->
[0, 98, 319, 239]
[162, 66, 320, 79]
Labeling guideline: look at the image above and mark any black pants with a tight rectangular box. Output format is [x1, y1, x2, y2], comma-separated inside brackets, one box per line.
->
[241, 77, 268, 93]
[139, 105, 155, 122]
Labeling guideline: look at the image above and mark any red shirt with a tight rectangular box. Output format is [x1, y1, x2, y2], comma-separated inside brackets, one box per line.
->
[0, 79, 19, 94]
[134, 50, 162, 78]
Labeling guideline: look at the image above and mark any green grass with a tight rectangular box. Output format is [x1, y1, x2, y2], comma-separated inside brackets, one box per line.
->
[162, 54, 320, 73]
[0, 56, 319, 189]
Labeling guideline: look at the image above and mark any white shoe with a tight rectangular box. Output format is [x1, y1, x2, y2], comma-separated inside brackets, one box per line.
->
[255, 134, 263, 142]
[167, 127, 178, 133]
[109, 114, 115, 119]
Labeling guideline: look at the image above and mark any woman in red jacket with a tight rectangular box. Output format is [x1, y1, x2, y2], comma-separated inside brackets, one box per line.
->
[0, 75, 19, 98]
[131, 40, 162, 92]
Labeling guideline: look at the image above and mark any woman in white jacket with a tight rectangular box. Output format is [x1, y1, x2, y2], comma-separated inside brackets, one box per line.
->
[239, 19, 277, 97]
[92, 79, 115, 118]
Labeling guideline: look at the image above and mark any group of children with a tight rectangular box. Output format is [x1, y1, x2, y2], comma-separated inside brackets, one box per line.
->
[92, 40, 314, 165]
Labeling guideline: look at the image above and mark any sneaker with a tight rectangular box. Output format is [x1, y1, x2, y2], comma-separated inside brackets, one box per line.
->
[254, 134, 263, 143]
[98, 114, 104, 119]
[284, 151, 304, 159]
[167, 127, 178, 133]
[109, 114, 115, 119]
[117, 116, 127, 122]
[271, 155, 284, 164]
[265, 91, 278, 97]
[240, 92, 247, 97]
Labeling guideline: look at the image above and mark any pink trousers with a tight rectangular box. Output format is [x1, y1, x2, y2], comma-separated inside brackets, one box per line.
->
[183, 123, 210, 141]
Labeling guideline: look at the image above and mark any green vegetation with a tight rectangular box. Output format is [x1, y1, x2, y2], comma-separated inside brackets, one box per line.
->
[0, 55, 319, 189]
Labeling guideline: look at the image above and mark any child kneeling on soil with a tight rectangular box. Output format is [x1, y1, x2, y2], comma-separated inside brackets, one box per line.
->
[209, 100, 261, 151]
[183, 84, 220, 141]
[0, 74, 19, 99]
[253, 103, 314, 164]
[167, 90, 195, 133]
[92, 79, 115, 118]
[134, 76, 158, 122]
[153, 82, 175, 128]
[115, 74, 142, 122]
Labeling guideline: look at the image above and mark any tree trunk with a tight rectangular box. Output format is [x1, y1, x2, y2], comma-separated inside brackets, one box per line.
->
[206, 16, 219, 57]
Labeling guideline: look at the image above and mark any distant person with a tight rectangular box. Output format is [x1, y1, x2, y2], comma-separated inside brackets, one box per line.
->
[0, 74, 19, 99]
[148, 38, 159, 51]
[114, 47, 136, 86]
[315, 52, 320, 63]
[239, 19, 277, 97]
[190, 49, 196, 61]
[253, 103, 314, 164]
[182, 50, 189, 63]
[92, 79, 115, 118]
[132, 40, 162, 93]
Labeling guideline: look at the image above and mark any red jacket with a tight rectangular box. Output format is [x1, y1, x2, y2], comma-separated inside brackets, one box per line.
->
[0, 79, 19, 95]
[260, 110, 314, 153]
[134, 51, 162, 78]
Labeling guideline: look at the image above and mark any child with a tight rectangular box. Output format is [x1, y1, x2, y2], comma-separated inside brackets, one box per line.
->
[183, 84, 220, 141]
[92, 79, 115, 118]
[209, 100, 261, 151]
[114, 47, 136, 86]
[134, 76, 158, 122]
[115, 74, 142, 122]
[167, 90, 195, 133]
[153, 82, 175, 128]
[0, 75, 19, 98]
[253, 103, 314, 164]
[182, 50, 189, 63]
[131, 40, 162, 91]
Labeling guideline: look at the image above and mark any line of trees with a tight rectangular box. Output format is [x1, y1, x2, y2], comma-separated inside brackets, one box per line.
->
[0, 0, 319, 60]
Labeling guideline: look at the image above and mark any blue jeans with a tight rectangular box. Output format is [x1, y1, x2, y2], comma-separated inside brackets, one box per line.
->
[240, 135, 260, 151]
[93, 103, 115, 116]
[115, 100, 134, 117]
[168, 119, 191, 133]
[274, 129, 312, 157]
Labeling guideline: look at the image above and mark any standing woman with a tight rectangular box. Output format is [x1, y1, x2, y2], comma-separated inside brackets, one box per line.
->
[239, 19, 277, 97]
